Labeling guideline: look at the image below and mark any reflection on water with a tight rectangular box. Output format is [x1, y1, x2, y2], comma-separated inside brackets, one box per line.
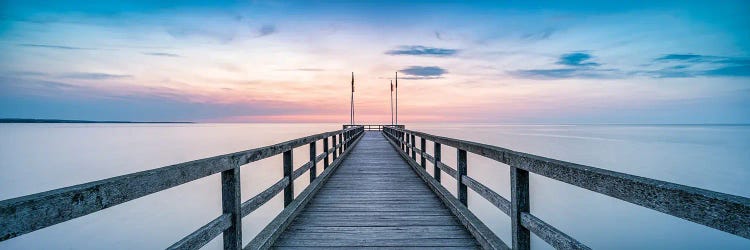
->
[0, 123, 748, 249]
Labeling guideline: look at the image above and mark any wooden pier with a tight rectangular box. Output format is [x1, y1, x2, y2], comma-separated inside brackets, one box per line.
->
[272, 132, 479, 248]
[1, 125, 749, 249]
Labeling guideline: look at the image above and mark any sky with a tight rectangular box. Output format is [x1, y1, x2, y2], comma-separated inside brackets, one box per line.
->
[0, 0, 748, 123]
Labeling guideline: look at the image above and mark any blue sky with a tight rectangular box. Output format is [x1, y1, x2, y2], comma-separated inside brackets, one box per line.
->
[0, 0, 748, 123]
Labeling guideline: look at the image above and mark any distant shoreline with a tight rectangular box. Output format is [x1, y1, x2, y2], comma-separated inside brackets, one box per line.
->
[0, 118, 193, 124]
[0, 119, 747, 126]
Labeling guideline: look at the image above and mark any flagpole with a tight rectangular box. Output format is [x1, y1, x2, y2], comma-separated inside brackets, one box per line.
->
[395, 72, 398, 125]
[351, 72, 354, 125]
[390, 80, 394, 125]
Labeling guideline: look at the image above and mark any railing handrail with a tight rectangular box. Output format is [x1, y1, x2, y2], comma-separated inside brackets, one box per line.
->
[0, 126, 365, 248]
[382, 126, 750, 248]
[343, 124, 404, 131]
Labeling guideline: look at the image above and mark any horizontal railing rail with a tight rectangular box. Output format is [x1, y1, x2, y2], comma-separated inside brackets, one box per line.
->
[344, 124, 404, 131]
[0, 126, 365, 250]
[383, 126, 750, 250]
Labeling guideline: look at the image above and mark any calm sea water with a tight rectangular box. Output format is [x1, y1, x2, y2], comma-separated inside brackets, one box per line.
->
[0, 123, 748, 249]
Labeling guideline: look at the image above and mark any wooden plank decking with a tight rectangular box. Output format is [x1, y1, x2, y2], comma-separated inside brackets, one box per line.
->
[273, 131, 480, 248]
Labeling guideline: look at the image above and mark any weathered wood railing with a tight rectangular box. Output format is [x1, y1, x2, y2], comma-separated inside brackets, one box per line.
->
[0, 126, 365, 249]
[344, 124, 403, 131]
[383, 126, 750, 250]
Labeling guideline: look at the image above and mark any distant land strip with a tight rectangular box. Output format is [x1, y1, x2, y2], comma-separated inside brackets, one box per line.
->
[0, 118, 193, 124]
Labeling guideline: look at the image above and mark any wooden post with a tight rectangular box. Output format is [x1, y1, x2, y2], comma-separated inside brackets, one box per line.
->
[338, 133, 343, 155]
[403, 132, 407, 152]
[406, 134, 410, 151]
[411, 134, 416, 161]
[400, 131, 405, 151]
[323, 137, 329, 169]
[283, 150, 293, 207]
[347, 130, 352, 149]
[402, 131, 406, 151]
[420, 137, 426, 168]
[434, 142, 441, 183]
[511, 166, 531, 250]
[309, 141, 316, 181]
[404, 133, 411, 152]
[332, 135, 338, 161]
[343, 131, 347, 151]
[457, 149, 467, 206]
[221, 167, 241, 250]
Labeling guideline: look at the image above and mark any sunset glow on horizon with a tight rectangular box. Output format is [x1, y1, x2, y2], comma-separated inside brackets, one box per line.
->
[1, 1, 748, 124]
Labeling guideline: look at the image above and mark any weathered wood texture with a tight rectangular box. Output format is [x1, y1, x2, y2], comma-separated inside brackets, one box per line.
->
[167, 214, 231, 250]
[520, 212, 590, 250]
[457, 149, 468, 206]
[272, 132, 480, 248]
[384, 126, 750, 240]
[510, 167, 530, 250]
[462, 175, 510, 215]
[283, 150, 294, 207]
[0, 127, 360, 242]
[383, 129, 510, 250]
[245, 130, 365, 250]
[343, 124, 403, 131]
[221, 167, 242, 250]
[241, 177, 289, 217]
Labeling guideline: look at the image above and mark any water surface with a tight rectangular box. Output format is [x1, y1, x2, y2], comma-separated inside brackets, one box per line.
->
[0, 123, 748, 249]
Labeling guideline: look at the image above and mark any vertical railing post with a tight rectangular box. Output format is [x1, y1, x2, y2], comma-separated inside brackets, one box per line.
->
[332, 135, 338, 161]
[323, 137, 329, 169]
[400, 131, 405, 151]
[402, 131, 406, 151]
[338, 133, 343, 155]
[411, 134, 416, 161]
[283, 150, 293, 207]
[309, 141, 316, 181]
[397, 130, 400, 149]
[403, 132, 408, 152]
[221, 166, 241, 250]
[343, 131, 348, 152]
[457, 149, 467, 206]
[434, 142, 441, 183]
[409, 134, 413, 155]
[420, 137, 426, 168]
[511, 166, 531, 250]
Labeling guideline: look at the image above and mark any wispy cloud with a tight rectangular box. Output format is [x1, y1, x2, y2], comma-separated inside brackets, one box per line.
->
[385, 45, 458, 57]
[556, 52, 600, 67]
[17, 44, 93, 50]
[258, 24, 276, 37]
[649, 54, 750, 77]
[142, 52, 180, 57]
[276, 68, 325, 72]
[655, 54, 707, 61]
[166, 27, 236, 43]
[62, 73, 133, 80]
[511, 52, 613, 79]
[434, 31, 445, 40]
[0, 76, 315, 122]
[512, 52, 750, 79]
[400, 66, 447, 79]
[520, 28, 555, 40]
[511, 68, 618, 79]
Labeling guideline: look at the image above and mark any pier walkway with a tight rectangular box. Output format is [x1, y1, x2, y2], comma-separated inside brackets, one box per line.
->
[273, 132, 479, 248]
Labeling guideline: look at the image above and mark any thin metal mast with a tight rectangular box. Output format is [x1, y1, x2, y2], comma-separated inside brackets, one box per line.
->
[395, 72, 398, 125]
[390, 80, 394, 125]
[351, 72, 354, 125]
